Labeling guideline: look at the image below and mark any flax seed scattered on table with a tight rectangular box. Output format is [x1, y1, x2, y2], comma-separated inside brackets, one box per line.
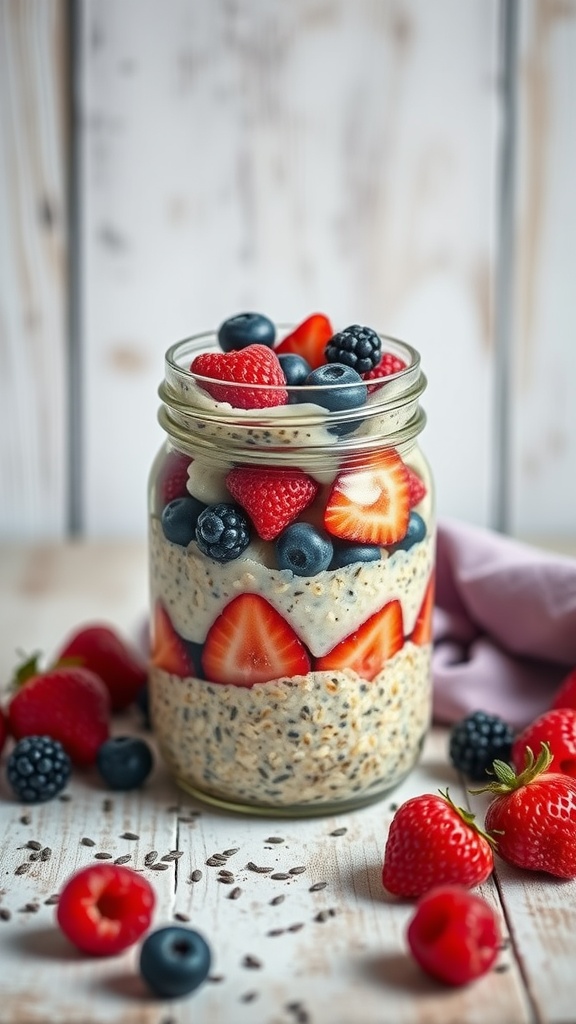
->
[241, 991, 259, 1003]
[206, 856, 225, 867]
[271, 872, 290, 880]
[228, 887, 242, 900]
[222, 848, 239, 857]
[144, 851, 158, 866]
[150, 863, 169, 871]
[242, 954, 262, 969]
[162, 851, 184, 861]
[190, 869, 203, 882]
[58, 793, 71, 802]
[94, 852, 113, 860]
[174, 912, 190, 922]
[267, 928, 285, 937]
[19, 902, 40, 914]
[329, 827, 347, 837]
[19, 814, 32, 825]
[0, 908, 12, 921]
[102, 798, 113, 812]
[25, 840, 42, 851]
[81, 837, 96, 847]
[29, 852, 40, 862]
[40, 847, 51, 861]
[15, 863, 30, 875]
[309, 882, 328, 892]
[247, 862, 272, 873]
[114, 855, 132, 865]
[44, 895, 59, 906]
[287, 922, 304, 933]
[121, 832, 140, 841]
[288, 865, 306, 875]
[265, 837, 285, 844]
[270, 894, 285, 906]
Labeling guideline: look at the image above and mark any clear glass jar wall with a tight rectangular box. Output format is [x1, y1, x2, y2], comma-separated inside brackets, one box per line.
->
[148, 327, 435, 816]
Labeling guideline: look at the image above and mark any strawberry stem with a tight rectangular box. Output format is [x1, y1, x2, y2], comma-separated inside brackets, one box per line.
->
[470, 742, 553, 795]
[11, 651, 43, 690]
[439, 788, 498, 849]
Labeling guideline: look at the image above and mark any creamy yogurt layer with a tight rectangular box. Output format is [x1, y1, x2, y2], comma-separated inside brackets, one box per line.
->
[149, 641, 431, 810]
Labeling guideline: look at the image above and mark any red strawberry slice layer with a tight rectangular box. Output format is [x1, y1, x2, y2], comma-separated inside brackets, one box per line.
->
[190, 345, 288, 409]
[275, 314, 334, 370]
[202, 593, 311, 687]
[406, 467, 427, 508]
[411, 573, 435, 645]
[324, 450, 410, 546]
[314, 600, 404, 680]
[226, 466, 319, 541]
[151, 602, 195, 678]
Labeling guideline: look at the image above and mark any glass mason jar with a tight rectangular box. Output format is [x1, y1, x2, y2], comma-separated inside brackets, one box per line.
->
[148, 326, 435, 816]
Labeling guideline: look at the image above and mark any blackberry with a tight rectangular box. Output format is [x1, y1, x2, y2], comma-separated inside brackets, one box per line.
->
[449, 711, 514, 781]
[195, 503, 250, 562]
[7, 735, 71, 803]
[325, 324, 382, 374]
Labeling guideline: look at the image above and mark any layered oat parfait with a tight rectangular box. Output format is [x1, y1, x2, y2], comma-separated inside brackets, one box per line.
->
[148, 314, 435, 815]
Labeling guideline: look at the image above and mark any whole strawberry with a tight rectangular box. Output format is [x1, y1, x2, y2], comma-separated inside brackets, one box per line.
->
[479, 744, 576, 878]
[512, 707, 576, 778]
[226, 466, 319, 541]
[550, 667, 576, 711]
[8, 660, 110, 766]
[190, 345, 288, 409]
[56, 624, 148, 711]
[382, 790, 494, 899]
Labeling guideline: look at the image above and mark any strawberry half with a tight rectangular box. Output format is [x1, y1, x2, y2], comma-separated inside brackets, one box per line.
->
[226, 466, 319, 541]
[201, 593, 310, 687]
[275, 314, 333, 370]
[150, 603, 195, 678]
[314, 600, 404, 680]
[323, 450, 410, 546]
[411, 573, 435, 645]
[190, 345, 287, 409]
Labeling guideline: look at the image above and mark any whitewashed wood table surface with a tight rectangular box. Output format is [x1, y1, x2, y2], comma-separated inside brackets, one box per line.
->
[0, 542, 574, 1024]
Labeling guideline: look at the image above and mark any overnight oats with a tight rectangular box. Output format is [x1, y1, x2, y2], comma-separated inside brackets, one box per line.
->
[148, 313, 435, 815]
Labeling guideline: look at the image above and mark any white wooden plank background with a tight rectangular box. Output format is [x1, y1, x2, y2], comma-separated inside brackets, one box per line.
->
[1, 0, 576, 541]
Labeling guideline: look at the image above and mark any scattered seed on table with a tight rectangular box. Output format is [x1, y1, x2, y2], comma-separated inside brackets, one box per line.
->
[40, 847, 51, 861]
[222, 848, 239, 857]
[242, 954, 262, 969]
[58, 793, 71, 802]
[309, 882, 328, 892]
[206, 856, 226, 867]
[15, 863, 30, 875]
[265, 837, 285, 844]
[247, 862, 272, 873]
[0, 908, 11, 921]
[44, 895, 59, 906]
[270, 894, 285, 906]
[267, 928, 285, 937]
[166, 804, 181, 813]
[329, 827, 347, 837]
[150, 863, 170, 871]
[102, 798, 113, 812]
[229, 887, 242, 900]
[19, 814, 32, 825]
[190, 869, 203, 882]
[25, 840, 42, 851]
[241, 991, 258, 1002]
[315, 910, 330, 923]
[271, 873, 291, 881]
[328, 908, 337, 917]
[162, 851, 184, 862]
[28, 852, 40, 862]
[178, 816, 197, 824]
[174, 912, 190, 922]
[19, 902, 40, 914]
[217, 876, 234, 884]
[121, 832, 139, 841]
[494, 963, 510, 973]
[144, 851, 158, 866]
[389, 803, 398, 811]
[94, 852, 113, 860]
[288, 922, 304, 933]
[114, 855, 132, 865]
[81, 837, 96, 847]
[289, 866, 306, 875]
[208, 974, 224, 983]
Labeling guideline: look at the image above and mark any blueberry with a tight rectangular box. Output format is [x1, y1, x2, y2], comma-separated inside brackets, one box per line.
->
[96, 736, 153, 791]
[331, 540, 382, 569]
[278, 353, 312, 386]
[195, 503, 251, 562]
[276, 522, 333, 577]
[7, 736, 71, 803]
[389, 511, 427, 553]
[139, 926, 212, 998]
[299, 363, 367, 435]
[217, 312, 275, 352]
[161, 496, 206, 546]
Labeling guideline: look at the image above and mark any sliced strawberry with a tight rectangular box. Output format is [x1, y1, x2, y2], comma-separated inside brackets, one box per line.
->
[226, 466, 319, 541]
[150, 603, 194, 678]
[202, 593, 310, 687]
[314, 600, 404, 680]
[156, 450, 191, 511]
[190, 345, 287, 409]
[323, 450, 410, 546]
[275, 314, 333, 370]
[406, 466, 427, 508]
[411, 574, 435, 645]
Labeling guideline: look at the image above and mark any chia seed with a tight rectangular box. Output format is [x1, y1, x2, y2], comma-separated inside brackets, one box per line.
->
[229, 887, 242, 899]
[242, 954, 262, 969]
[144, 851, 158, 866]
[81, 837, 96, 847]
[114, 855, 132, 865]
[121, 832, 140, 841]
[94, 852, 113, 860]
[190, 869, 203, 882]
[309, 882, 328, 892]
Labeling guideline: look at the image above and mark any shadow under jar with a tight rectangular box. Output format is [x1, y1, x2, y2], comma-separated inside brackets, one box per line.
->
[148, 327, 435, 816]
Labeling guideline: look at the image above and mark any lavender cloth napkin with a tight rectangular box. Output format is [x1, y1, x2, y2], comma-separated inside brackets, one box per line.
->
[433, 519, 576, 729]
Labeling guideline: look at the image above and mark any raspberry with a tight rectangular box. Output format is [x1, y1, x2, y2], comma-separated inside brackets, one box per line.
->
[190, 345, 288, 409]
[325, 324, 382, 374]
[449, 710, 514, 781]
[364, 351, 407, 382]
[407, 885, 501, 986]
[195, 503, 251, 562]
[57, 864, 155, 955]
[7, 735, 71, 803]
[406, 467, 427, 507]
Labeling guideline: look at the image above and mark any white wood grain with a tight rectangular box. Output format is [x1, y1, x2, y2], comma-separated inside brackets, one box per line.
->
[2, 541, 576, 1023]
[511, 0, 576, 536]
[0, 0, 69, 539]
[79, 0, 500, 537]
